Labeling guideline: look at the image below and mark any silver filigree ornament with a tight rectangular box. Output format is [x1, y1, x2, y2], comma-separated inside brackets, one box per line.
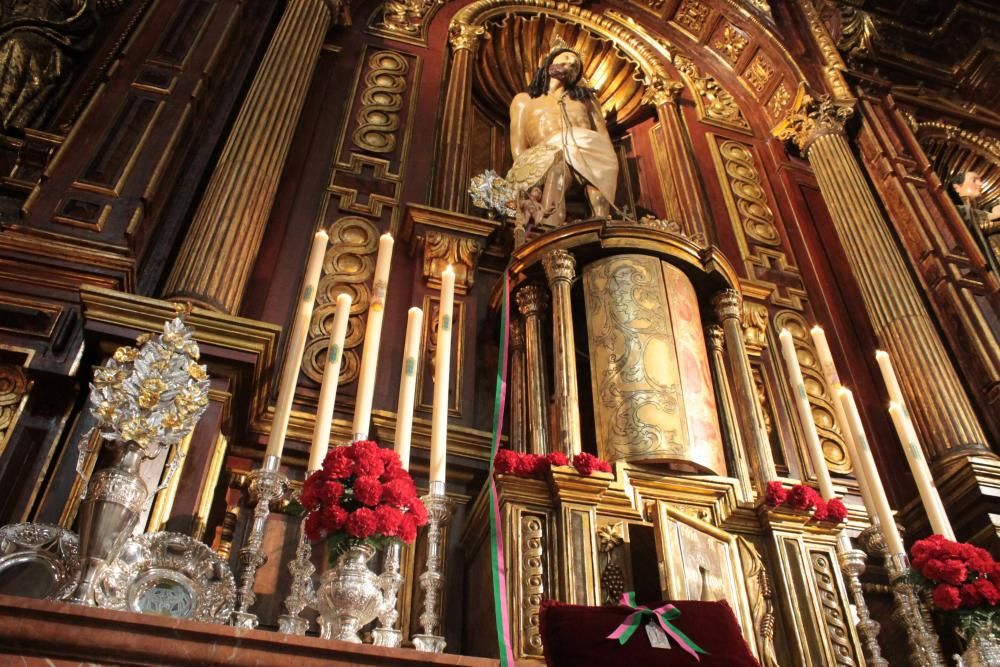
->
[469, 170, 517, 219]
[94, 532, 235, 623]
[77, 308, 211, 488]
[0, 523, 80, 600]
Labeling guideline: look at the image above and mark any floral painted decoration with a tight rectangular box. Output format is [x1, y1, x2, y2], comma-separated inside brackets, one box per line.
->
[298, 440, 428, 564]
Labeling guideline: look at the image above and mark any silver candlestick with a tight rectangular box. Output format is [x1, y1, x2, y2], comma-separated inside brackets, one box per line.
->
[372, 542, 404, 647]
[837, 540, 888, 667]
[277, 516, 315, 635]
[412, 481, 453, 653]
[887, 552, 947, 667]
[231, 455, 287, 629]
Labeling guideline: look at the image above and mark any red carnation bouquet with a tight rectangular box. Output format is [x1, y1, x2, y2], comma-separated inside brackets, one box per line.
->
[295, 440, 428, 565]
[910, 534, 1000, 640]
[494, 449, 612, 478]
[764, 481, 848, 523]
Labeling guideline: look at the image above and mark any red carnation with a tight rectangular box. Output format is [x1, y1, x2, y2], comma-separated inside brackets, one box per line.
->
[323, 447, 354, 478]
[353, 476, 383, 507]
[765, 481, 788, 506]
[353, 447, 385, 478]
[304, 512, 326, 541]
[300, 473, 325, 510]
[594, 458, 612, 473]
[346, 507, 378, 539]
[960, 583, 984, 608]
[939, 560, 969, 586]
[547, 451, 569, 467]
[326, 505, 348, 532]
[351, 440, 380, 459]
[408, 498, 428, 526]
[973, 578, 1000, 606]
[322, 480, 344, 506]
[383, 477, 417, 507]
[573, 452, 607, 476]
[932, 583, 962, 611]
[374, 505, 403, 537]
[786, 484, 819, 511]
[826, 498, 848, 522]
[379, 448, 404, 476]
[515, 453, 547, 476]
[812, 498, 829, 521]
[398, 513, 418, 543]
[495, 449, 519, 475]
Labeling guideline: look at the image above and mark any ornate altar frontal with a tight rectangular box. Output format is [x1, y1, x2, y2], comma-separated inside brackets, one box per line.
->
[0, 0, 998, 665]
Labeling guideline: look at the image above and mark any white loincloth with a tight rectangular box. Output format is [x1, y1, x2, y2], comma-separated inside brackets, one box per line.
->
[506, 127, 618, 206]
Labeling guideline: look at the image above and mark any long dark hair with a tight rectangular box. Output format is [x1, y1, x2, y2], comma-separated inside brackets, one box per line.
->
[527, 48, 596, 101]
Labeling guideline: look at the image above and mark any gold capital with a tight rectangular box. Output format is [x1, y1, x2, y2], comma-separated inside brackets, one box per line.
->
[542, 249, 577, 285]
[516, 284, 549, 317]
[712, 288, 742, 321]
[773, 95, 853, 153]
[642, 76, 685, 107]
[706, 324, 725, 352]
[448, 21, 485, 51]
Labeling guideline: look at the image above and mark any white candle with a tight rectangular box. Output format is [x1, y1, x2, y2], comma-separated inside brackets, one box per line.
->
[810, 326, 879, 516]
[778, 329, 835, 500]
[888, 402, 955, 540]
[429, 266, 455, 489]
[351, 233, 394, 440]
[265, 229, 329, 460]
[307, 293, 352, 472]
[838, 388, 905, 555]
[395, 307, 424, 470]
[875, 350, 905, 406]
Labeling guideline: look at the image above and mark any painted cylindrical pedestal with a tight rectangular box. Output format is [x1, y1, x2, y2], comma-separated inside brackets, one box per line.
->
[582, 254, 725, 474]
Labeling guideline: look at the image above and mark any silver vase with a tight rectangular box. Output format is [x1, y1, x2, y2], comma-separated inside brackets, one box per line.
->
[70, 441, 148, 605]
[316, 542, 383, 643]
[958, 630, 1000, 666]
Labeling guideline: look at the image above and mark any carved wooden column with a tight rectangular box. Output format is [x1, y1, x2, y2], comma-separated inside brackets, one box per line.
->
[516, 284, 550, 456]
[509, 318, 528, 454]
[164, 0, 333, 313]
[543, 250, 582, 457]
[707, 325, 754, 502]
[713, 289, 776, 489]
[430, 21, 485, 212]
[647, 76, 711, 241]
[776, 100, 989, 461]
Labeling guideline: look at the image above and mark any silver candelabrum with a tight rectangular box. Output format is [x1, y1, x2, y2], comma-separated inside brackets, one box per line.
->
[412, 481, 453, 653]
[836, 537, 888, 667]
[231, 455, 287, 629]
[372, 542, 405, 647]
[277, 510, 315, 635]
[886, 552, 947, 667]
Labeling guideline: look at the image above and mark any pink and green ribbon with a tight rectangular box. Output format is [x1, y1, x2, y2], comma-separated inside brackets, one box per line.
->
[607, 592, 709, 661]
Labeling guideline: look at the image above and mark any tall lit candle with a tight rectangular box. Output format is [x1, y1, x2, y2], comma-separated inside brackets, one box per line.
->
[265, 229, 329, 460]
[875, 350, 905, 406]
[352, 233, 394, 440]
[838, 388, 905, 555]
[810, 326, 879, 516]
[307, 293, 352, 472]
[888, 402, 955, 540]
[429, 266, 455, 490]
[395, 307, 424, 471]
[778, 329, 835, 500]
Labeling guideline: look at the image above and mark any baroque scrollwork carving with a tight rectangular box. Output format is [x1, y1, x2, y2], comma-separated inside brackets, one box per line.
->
[0, 0, 98, 131]
[0, 365, 29, 451]
[810, 550, 857, 666]
[736, 537, 779, 667]
[304, 216, 378, 385]
[448, 21, 485, 51]
[717, 140, 779, 246]
[520, 514, 545, 655]
[352, 51, 408, 154]
[773, 310, 851, 474]
[371, 0, 440, 40]
[673, 55, 750, 133]
[420, 231, 484, 293]
[741, 300, 769, 351]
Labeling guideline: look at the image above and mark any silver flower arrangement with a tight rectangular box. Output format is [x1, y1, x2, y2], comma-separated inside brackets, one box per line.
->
[468, 170, 517, 219]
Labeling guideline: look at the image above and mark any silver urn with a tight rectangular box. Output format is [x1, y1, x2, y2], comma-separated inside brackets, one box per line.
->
[316, 542, 383, 643]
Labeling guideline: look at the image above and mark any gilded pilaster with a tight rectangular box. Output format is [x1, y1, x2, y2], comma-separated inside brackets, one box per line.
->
[516, 283, 550, 456]
[163, 0, 333, 313]
[645, 76, 711, 240]
[542, 250, 582, 458]
[509, 318, 528, 454]
[707, 325, 754, 502]
[776, 99, 989, 460]
[430, 21, 485, 212]
[713, 289, 776, 489]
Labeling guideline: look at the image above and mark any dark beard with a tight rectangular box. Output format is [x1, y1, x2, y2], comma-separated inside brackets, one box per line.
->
[548, 64, 578, 85]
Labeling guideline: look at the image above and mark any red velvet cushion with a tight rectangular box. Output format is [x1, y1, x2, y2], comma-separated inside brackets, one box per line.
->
[539, 598, 761, 667]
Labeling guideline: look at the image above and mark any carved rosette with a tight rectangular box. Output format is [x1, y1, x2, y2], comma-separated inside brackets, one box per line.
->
[520, 515, 545, 655]
[774, 96, 854, 154]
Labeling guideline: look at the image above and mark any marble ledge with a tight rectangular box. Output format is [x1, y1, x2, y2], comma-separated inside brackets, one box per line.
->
[0, 595, 500, 666]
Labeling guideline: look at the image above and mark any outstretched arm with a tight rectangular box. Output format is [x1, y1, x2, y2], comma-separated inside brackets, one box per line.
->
[510, 93, 530, 160]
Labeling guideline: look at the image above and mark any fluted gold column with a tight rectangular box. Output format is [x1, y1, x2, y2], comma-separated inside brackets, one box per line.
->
[430, 21, 485, 212]
[164, 0, 333, 313]
[509, 317, 528, 454]
[707, 325, 754, 501]
[543, 251, 582, 457]
[516, 283, 550, 456]
[647, 77, 711, 240]
[714, 290, 776, 489]
[776, 99, 989, 460]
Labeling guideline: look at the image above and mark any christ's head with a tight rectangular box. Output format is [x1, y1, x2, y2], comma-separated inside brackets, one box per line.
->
[528, 48, 595, 101]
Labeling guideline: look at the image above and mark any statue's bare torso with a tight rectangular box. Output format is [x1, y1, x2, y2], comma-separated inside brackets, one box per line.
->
[509, 92, 598, 159]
